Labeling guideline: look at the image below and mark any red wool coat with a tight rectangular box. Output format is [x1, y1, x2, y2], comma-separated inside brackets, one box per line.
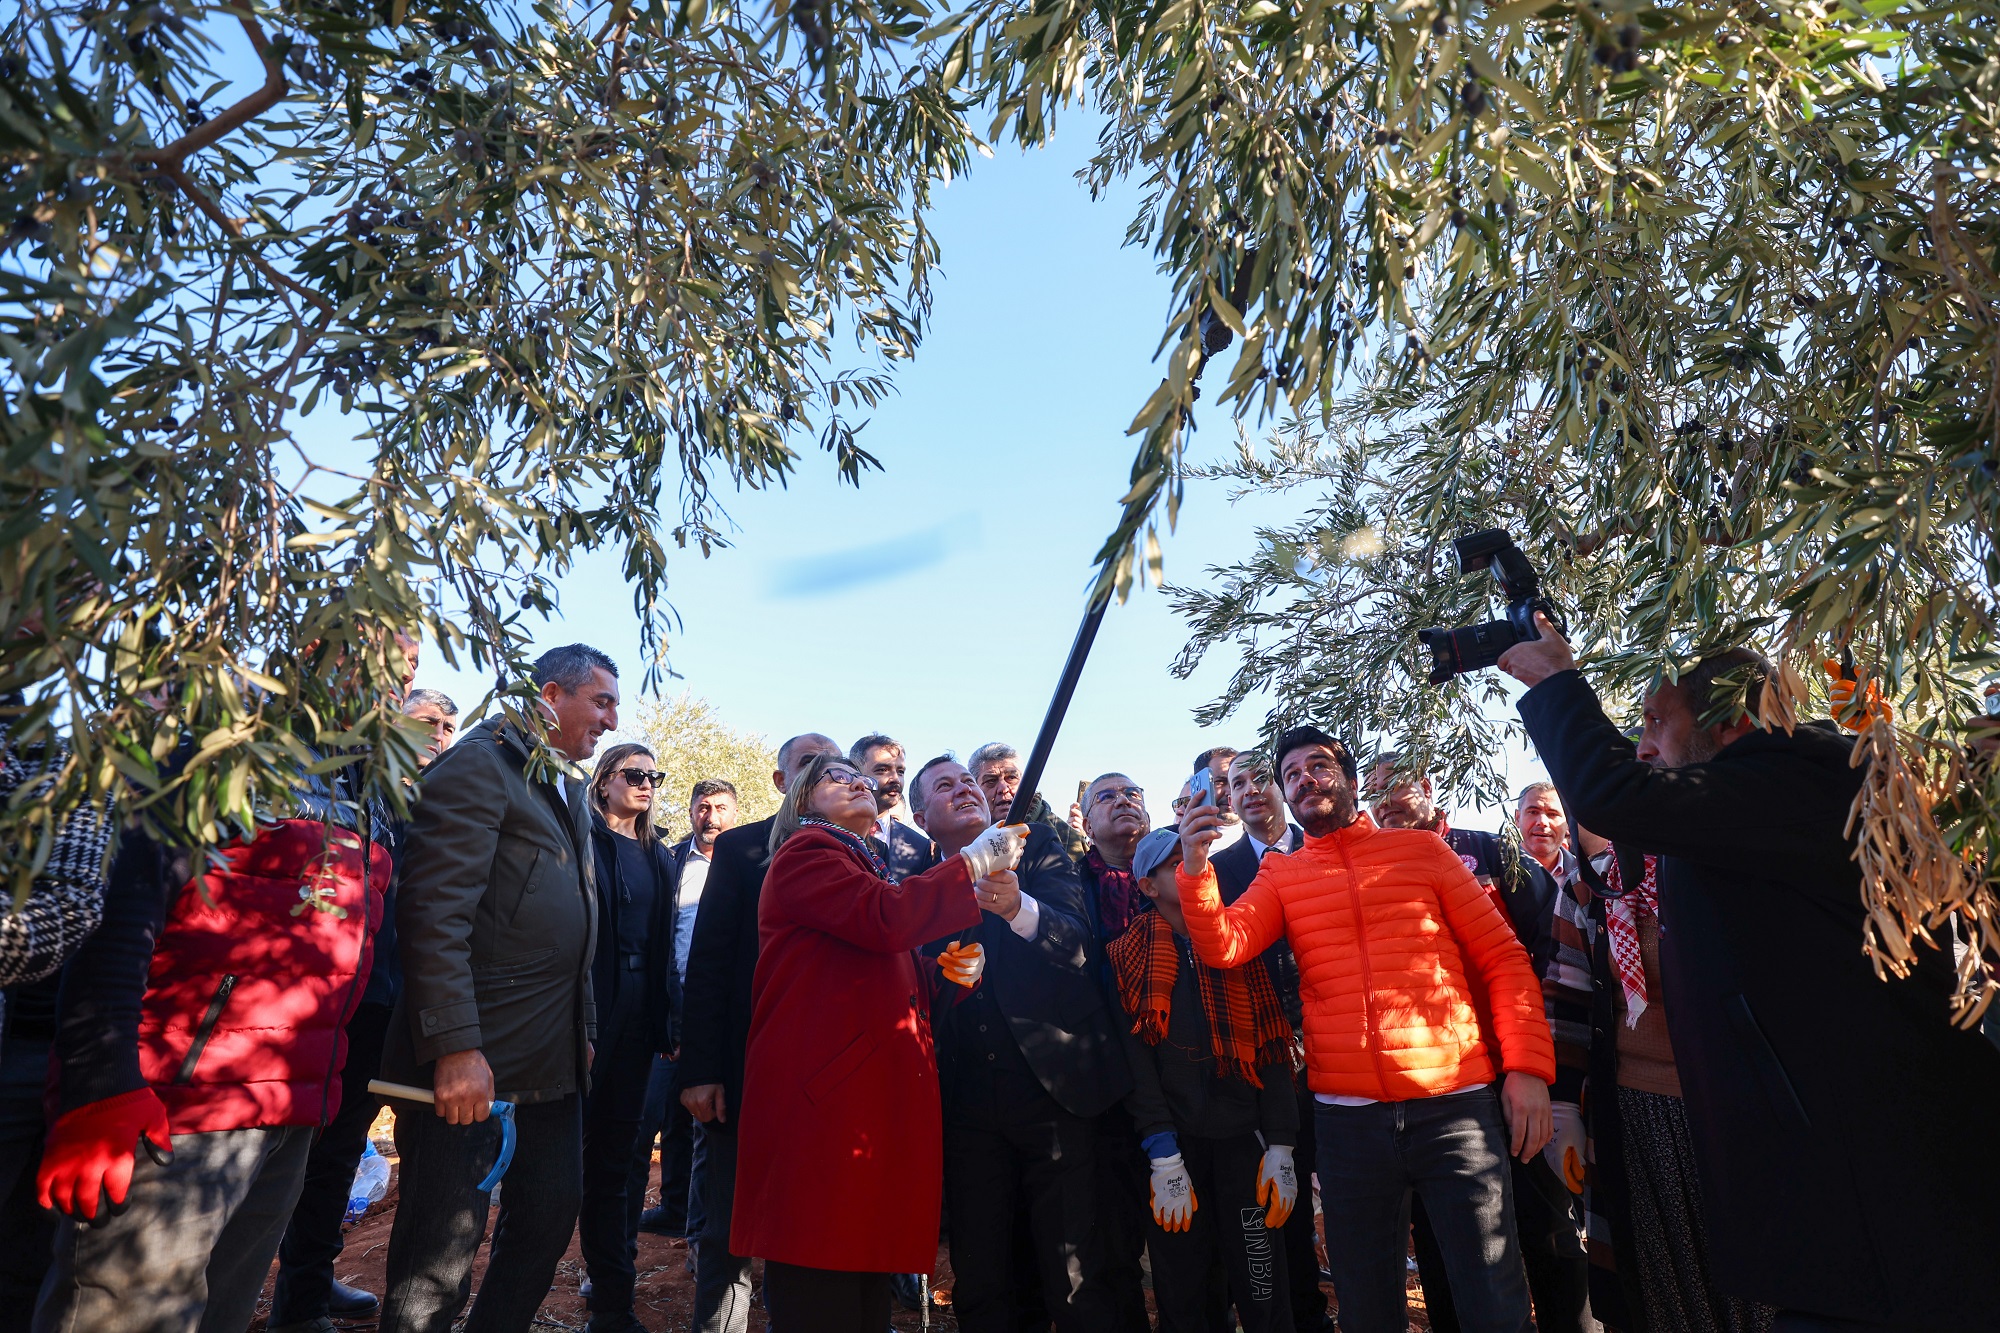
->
[730, 825, 980, 1273]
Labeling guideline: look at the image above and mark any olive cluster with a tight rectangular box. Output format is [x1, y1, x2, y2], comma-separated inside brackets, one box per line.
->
[1591, 22, 1643, 74]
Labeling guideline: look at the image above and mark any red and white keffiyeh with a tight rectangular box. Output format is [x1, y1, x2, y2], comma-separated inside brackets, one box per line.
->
[1601, 850, 1660, 1027]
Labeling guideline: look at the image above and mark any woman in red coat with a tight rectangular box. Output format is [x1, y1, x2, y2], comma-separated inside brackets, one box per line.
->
[731, 750, 1026, 1330]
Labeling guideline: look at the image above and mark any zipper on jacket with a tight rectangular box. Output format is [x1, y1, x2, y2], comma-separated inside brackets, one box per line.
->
[1335, 840, 1393, 1094]
[175, 974, 238, 1085]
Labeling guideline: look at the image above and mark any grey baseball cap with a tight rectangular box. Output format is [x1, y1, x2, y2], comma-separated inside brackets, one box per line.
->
[1132, 827, 1184, 881]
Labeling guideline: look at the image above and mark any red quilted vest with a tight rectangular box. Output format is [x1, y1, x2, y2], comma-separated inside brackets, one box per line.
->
[137, 817, 392, 1133]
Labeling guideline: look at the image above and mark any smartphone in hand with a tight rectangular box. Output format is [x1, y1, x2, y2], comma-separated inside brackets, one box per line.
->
[1187, 766, 1216, 810]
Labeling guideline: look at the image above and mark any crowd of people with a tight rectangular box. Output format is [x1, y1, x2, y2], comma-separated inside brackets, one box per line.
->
[0, 622, 1997, 1333]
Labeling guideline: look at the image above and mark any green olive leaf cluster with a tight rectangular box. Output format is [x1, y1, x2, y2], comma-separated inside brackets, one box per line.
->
[932, 1, 1997, 827]
[1, 0, 970, 893]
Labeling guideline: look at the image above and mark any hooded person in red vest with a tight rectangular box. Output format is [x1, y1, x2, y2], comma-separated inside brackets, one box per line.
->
[728, 750, 1026, 1333]
[32, 649, 402, 1333]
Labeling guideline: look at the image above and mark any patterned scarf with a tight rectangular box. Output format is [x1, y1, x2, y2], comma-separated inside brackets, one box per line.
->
[1085, 849, 1139, 938]
[1107, 907, 1292, 1088]
[1601, 849, 1661, 1027]
[800, 816, 889, 880]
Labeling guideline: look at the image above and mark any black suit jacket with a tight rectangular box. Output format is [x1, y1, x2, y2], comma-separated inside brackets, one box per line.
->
[1521, 669, 2000, 1328]
[926, 824, 1132, 1120]
[673, 815, 774, 1129]
[1209, 831, 1306, 1031]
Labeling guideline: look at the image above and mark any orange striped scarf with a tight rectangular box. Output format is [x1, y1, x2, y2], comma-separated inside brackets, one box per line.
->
[1108, 907, 1292, 1088]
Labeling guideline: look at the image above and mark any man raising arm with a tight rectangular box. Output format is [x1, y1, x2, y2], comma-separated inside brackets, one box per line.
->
[1176, 727, 1554, 1333]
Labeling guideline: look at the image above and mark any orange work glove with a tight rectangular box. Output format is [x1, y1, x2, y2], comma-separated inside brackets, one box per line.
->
[1255, 1145, 1298, 1228]
[938, 941, 986, 988]
[1823, 660, 1891, 732]
[1148, 1153, 1198, 1232]
[38, 1088, 173, 1222]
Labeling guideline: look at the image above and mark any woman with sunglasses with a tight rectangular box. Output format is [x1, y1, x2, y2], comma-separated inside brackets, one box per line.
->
[730, 750, 1028, 1331]
[579, 742, 682, 1333]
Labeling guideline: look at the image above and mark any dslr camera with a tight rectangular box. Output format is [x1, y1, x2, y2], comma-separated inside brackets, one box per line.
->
[1417, 529, 1566, 684]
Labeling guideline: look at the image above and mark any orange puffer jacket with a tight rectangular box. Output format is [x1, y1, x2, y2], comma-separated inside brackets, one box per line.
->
[1177, 813, 1555, 1100]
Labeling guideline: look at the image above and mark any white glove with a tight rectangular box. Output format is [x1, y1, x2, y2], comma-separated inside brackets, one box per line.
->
[1255, 1144, 1297, 1228]
[1148, 1154, 1198, 1232]
[960, 823, 1028, 882]
[1543, 1100, 1586, 1194]
[937, 941, 985, 988]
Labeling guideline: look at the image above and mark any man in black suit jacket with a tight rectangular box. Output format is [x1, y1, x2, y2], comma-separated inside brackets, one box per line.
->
[1210, 754, 1330, 1333]
[1502, 627, 2000, 1332]
[911, 756, 1131, 1333]
[675, 734, 842, 1333]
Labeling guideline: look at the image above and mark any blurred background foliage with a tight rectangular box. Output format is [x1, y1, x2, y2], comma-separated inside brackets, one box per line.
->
[626, 691, 778, 843]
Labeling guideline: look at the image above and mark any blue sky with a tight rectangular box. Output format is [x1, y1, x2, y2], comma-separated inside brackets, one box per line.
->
[387, 119, 1542, 831]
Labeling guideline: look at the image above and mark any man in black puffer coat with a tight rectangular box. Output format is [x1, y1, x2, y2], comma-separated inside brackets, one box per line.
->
[1500, 621, 2000, 1333]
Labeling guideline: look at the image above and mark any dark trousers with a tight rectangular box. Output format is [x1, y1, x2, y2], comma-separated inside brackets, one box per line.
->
[0, 1034, 53, 1333]
[1148, 1133, 1293, 1333]
[1283, 1070, 1331, 1333]
[1410, 1195, 1459, 1331]
[380, 1094, 583, 1333]
[625, 1054, 694, 1233]
[1093, 1110, 1153, 1333]
[272, 1001, 392, 1324]
[1314, 1089, 1533, 1333]
[1510, 1156, 1591, 1333]
[762, 1262, 889, 1333]
[581, 992, 655, 1315]
[1411, 1155, 1590, 1333]
[691, 1123, 754, 1333]
[34, 1125, 314, 1333]
[943, 1109, 1115, 1332]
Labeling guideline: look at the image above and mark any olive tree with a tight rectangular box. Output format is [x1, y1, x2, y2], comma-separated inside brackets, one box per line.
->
[2, 0, 969, 875]
[940, 0, 2000, 1016]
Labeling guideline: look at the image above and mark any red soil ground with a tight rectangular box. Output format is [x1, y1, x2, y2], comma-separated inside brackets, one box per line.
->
[248, 1112, 1436, 1331]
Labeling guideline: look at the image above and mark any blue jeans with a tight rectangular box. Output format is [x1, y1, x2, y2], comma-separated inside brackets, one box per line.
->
[1314, 1087, 1532, 1333]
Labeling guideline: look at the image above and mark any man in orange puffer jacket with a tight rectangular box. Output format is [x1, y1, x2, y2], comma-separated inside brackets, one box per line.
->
[1177, 726, 1556, 1333]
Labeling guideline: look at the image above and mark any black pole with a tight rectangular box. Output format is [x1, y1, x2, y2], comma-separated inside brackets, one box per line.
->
[1005, 587, 1113, 826]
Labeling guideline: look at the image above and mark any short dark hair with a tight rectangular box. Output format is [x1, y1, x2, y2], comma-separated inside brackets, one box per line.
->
[1664, 648, 1776, 728]
[1193, 746, 1239, 774]
[533, 644, 617, 693]
[1273, 726, 1358, 781]
[848, 733, 902, 767]
[908, 753, 961, 809]
[1515, 781, 1559, 809]
[689, 778, 737, 807]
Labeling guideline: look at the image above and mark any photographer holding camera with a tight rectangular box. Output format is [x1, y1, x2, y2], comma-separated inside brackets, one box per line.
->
[1497, 616, 2000, 1333]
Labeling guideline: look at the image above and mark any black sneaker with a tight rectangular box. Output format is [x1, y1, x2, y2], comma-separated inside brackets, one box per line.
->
[585, 1313, 653, 1333]
[636, 1205, 687, 1237]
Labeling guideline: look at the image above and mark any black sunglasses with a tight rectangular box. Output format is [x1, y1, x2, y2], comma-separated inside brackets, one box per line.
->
[616, 768, 666, 788]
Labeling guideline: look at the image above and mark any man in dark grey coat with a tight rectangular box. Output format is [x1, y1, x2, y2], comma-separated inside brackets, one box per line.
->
[1501, 620, 2000, 1333]
[911, 756, 1131, 1333]
[379, 644, 621, 1333]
